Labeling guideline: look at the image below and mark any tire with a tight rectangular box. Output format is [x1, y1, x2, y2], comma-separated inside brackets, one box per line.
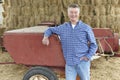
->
[23, 66, 58, 80]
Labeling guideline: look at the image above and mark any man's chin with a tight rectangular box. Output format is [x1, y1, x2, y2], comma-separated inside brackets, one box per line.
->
[70, 19, 77, 22]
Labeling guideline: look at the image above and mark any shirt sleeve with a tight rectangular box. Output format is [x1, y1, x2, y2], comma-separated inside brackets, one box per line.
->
[86, 27, 98, 60]
[44, 25, 62, 37]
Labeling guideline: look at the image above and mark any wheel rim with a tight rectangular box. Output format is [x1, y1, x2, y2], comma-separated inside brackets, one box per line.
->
[29, 74, 49, 80]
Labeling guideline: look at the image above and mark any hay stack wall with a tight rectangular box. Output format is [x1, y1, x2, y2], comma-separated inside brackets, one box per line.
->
[2, 0, 120, 34]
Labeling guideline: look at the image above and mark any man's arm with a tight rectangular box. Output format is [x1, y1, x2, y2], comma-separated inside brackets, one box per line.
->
[42, 25, 62, 46]
[85, 28, 98, 60]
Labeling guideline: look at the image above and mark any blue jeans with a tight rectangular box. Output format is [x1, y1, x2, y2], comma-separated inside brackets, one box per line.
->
[65, 60, 90, 80]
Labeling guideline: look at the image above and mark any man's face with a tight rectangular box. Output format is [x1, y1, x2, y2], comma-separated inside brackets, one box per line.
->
[68, 8, 80, 22]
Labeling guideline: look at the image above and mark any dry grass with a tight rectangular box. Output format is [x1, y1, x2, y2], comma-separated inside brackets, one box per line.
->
[0, 50, 120, 80]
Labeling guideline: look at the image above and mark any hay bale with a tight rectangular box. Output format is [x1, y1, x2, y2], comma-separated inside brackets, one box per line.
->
[80, 0, 87, 4]
[82, 5, 89, 15]
[106, 15, 115, 28]
[82, 16, 91, 25]
[94, 0, 102, 6]
[90, 0, 95, 5]
[89, 6, 94, 16]
[102, 0, 107, 4]
[29, 16, 35, 27]
[111, 0, 119, 5]
[110, 6, 115, 16]
[94, 7, 100, 16]
[107, 0, 112, 4]
[99, 6, 106, 15]
[91, 16, 100, 28]
[99, 16, 106, 28]
[2, 12, 7, 18]
[2, 0, 120, 35]
[115, 7, 120, 15]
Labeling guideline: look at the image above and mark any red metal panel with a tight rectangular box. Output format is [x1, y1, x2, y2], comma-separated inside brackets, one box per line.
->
[3, 33, 65, 67]
[93, 28, 113, 38]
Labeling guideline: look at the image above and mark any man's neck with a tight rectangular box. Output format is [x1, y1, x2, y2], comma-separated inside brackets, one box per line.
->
[71, 20, 79, 25]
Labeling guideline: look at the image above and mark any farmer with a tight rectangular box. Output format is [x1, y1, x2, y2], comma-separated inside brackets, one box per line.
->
[42, 4, 97, 80]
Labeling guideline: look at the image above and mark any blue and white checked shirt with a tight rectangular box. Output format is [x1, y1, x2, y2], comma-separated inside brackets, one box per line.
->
[44, 20, 98, 65]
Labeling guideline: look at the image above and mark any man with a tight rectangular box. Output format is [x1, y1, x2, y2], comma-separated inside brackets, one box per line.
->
[42, 4, 97, 80]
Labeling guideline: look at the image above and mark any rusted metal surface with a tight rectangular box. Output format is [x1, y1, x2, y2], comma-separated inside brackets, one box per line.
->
[3, 32, 65, 67]
[93, 28, 119, 53]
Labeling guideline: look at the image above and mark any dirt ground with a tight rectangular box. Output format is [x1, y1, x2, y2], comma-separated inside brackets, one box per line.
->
[0, 50, 120, 80]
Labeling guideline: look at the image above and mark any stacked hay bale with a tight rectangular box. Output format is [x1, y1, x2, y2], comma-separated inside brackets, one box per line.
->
[2, 0, 62, 29]
[2, 0, 120, 34]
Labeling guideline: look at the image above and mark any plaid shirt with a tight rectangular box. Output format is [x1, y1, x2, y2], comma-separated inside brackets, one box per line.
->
[44, 21, 98, 65]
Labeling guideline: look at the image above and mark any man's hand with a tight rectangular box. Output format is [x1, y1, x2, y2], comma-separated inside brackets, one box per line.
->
[80, 56, 89, 61]
[42, 36, 49, 46]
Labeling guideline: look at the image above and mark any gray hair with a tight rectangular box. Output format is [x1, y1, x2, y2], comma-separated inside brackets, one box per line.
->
[68, 4, 80, 13]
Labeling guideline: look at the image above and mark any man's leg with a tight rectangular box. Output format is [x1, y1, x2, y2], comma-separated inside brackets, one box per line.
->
[76, 61, 90, 80]
[65, 64, 77, 80]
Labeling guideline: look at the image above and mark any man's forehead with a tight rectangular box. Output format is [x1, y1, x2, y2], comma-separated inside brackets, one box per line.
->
[68, 8, 79, 11]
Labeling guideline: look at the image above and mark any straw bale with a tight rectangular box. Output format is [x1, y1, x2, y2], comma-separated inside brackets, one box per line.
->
[8, 0, 18, 7]
[67, 0, 75, 5]
[106, 15, 115, 28]
[111, 0, 119, 5]
[94, 7, 100, 16]
[23, 16, 29, 27]
[115, 6, 120, 15]
[99, 6, 106, 15]
[82, 5, 89, 15]
[29, 16, 35, 27]
[80, 0, 87, 4]
[18, 16, 23, 28]
[110, 6, 115, 16]
[62, 0, 68, 8]
[24, 0, 31, 7]
[106, 5, 110, 15]
[2, 0, 120, 35]
[107, 0, 112, 4]
[35, 16, 41, 25]
[3, 0, 9, 6]
[2, 12, 7, 18]
[94, 0, 102, 6]
[89, 6, 94, 16]
[83, 16, 92, 26]
[99, 16, 106, 28]
[102, 0, 107, 4]
[2, 3, 7, 11]
[91, 16, 100, 28]
[19, 0, 25, 7]
[90, 0, 95, 5]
